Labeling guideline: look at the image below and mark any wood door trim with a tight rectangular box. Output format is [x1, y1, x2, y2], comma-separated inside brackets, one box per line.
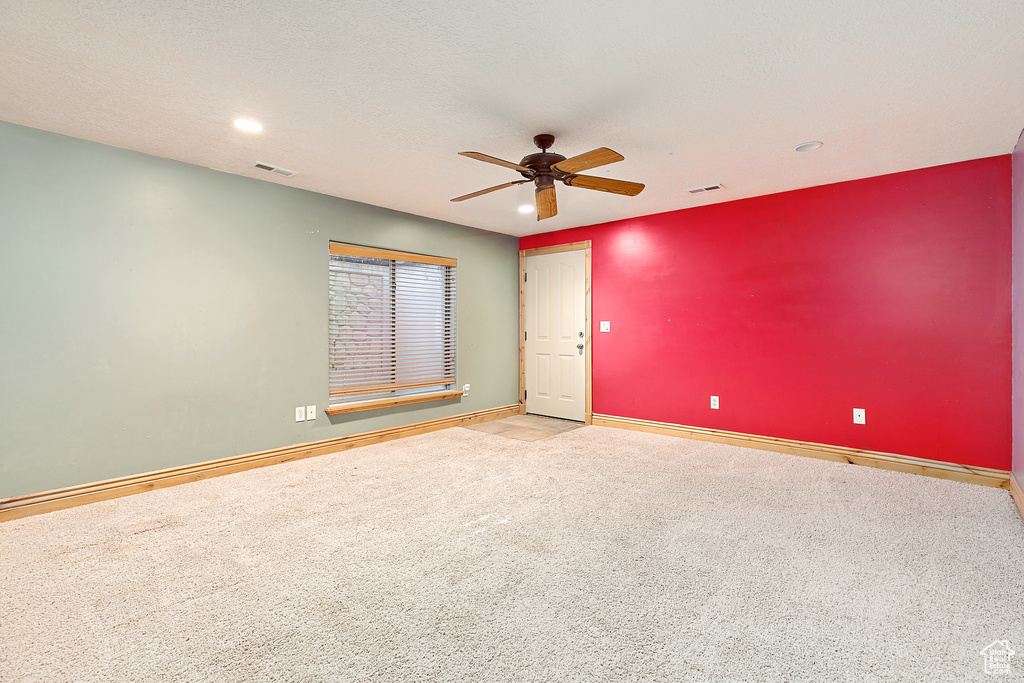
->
[1011, 472, 1024, 521]
[520, 242, 592, 423]
[521, 241, 591, 257]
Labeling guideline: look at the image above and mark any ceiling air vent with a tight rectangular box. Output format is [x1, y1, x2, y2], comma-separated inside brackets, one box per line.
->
[252, 162, 297, 178]
[688, 183, 725, 194]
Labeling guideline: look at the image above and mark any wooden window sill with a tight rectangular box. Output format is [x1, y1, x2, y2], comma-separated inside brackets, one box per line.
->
[325, 389, 464, 415]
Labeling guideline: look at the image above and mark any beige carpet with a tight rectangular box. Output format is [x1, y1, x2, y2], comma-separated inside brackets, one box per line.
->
[1, 424, 1022, 682]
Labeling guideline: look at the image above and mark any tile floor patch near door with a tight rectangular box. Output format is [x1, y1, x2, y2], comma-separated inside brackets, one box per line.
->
[464, 414, 583, 441]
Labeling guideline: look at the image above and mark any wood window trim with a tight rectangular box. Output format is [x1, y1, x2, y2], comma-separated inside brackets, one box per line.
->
[329, 241, 456, 268]
[329, 241, 458, 413]
[330, 378, 458, 399]
[325, 389, 464, 415]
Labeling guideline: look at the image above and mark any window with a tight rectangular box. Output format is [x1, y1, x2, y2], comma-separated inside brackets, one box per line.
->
[326, 242, 460, 414]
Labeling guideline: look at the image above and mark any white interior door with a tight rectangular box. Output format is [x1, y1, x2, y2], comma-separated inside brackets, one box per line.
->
[524, 249, 586, 421]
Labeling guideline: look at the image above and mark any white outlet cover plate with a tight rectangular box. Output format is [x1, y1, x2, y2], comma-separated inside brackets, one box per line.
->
[306, 405, 316, 420]
[600, 321, 611, 332]
[853, 408, 866, 424]
[711, 396, 719, 409]
[295, 406, 306, 422]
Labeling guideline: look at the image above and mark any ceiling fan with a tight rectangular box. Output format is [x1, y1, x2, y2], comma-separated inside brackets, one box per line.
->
[451, 134, 644, 220]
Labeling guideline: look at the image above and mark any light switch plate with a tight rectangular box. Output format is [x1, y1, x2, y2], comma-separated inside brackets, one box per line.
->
[295, 406, 306, 422]
[462, 384, 470, 396]
[306, 405, 316, 421]
[600, 321, 611, 333]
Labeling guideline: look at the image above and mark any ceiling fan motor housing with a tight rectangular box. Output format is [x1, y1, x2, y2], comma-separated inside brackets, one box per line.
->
[518, 152, 568, 181]
[518, 133, 567, 182]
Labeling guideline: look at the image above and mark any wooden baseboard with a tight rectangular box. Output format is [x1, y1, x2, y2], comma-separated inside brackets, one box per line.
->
[0, 404, 520, 524]
[1010, 472, 1024, 521]
[592, 414, 1011, 489]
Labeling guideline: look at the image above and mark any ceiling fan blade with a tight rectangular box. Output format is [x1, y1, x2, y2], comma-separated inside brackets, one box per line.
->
[450, 179, 529, 202]
[536, 185, 557, 220]
[458, 151, 533, 173]
[564, 174, 645, 197]
[552, 147, 624, 175]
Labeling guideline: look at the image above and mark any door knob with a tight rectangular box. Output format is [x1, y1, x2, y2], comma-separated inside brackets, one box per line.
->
[576, 343, 584, 355]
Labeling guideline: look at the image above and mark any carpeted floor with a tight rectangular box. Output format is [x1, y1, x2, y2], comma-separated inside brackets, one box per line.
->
[1, 424, 1022, 682]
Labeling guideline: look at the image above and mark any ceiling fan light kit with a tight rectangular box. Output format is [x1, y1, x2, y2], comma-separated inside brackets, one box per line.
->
[452, 134, 645, 220]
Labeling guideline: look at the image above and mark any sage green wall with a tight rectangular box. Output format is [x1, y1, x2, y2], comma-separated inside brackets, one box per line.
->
[0, 121, 520, 499]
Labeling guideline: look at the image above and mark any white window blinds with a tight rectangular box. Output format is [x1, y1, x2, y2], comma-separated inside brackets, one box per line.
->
[328, 242, 456, 403]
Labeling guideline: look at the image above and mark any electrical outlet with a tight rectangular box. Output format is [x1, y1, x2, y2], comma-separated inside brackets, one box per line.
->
[463, 384, 470, 396]
[306, 405, 316, 421]
[710, 396, 720, 410]
[853, 408, 865, 424]
[295, 406, 306, 422]
[600, 321, 611, 333]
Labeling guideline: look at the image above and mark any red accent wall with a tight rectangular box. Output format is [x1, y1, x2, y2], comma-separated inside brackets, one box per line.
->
[521, 156, 1012, 470]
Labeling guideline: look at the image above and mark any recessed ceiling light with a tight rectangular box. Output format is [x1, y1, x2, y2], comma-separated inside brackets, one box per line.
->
[518, 204, 533, 214]
[233, 119, 263, 133]
[795, 141, 823, 152]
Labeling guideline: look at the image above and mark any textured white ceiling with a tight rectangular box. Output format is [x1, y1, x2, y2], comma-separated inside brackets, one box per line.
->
[2, 1, 1023, 237]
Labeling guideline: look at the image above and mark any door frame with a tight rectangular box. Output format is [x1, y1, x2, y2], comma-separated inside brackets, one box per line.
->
[519, 241, 593, 425]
